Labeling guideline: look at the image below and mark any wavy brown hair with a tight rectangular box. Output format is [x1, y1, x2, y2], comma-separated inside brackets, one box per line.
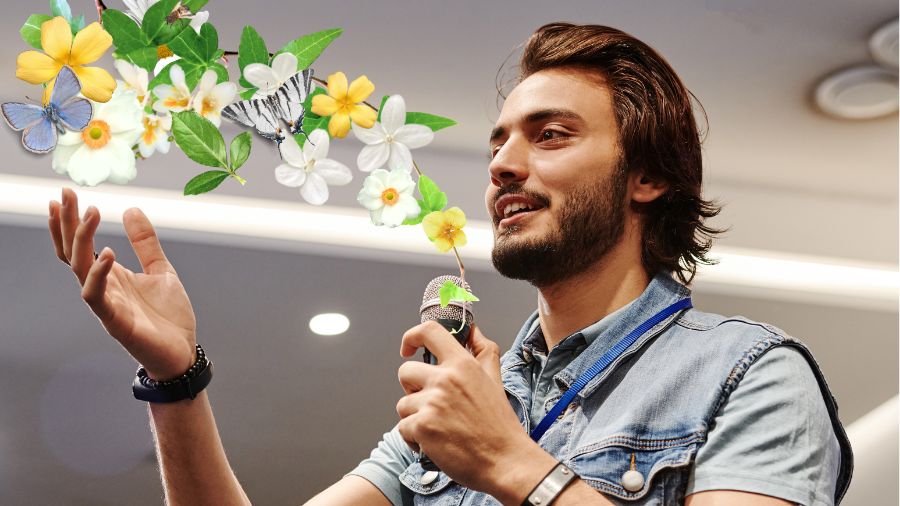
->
[516, 23, 724, 284]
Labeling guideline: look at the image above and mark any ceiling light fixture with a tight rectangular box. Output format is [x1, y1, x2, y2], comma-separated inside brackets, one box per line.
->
[0, 174, 896, 310]
[309, 313, 350, 336]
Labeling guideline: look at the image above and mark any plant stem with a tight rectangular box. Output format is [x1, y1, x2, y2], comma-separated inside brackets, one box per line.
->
[452, 246, 466, 284]
[412, 160, 424, 177]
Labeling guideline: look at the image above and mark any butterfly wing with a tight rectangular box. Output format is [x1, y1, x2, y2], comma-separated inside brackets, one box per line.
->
[222, 99, 282, 142]
[1, 102, 45, 131]
[50, 66, 83, 106]
[22, 116, 58, 153]
[274, 69, 313, 135]
[57, 97, 93, 132]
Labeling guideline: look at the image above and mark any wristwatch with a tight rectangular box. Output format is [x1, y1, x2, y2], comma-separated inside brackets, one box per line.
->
[132, 344, 213, 403]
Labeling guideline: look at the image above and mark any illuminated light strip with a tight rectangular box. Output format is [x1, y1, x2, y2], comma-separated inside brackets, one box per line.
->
[0, 174, 896, 310]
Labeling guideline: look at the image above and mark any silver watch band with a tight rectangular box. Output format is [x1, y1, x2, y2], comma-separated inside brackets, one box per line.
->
[525, 462, 578, 505]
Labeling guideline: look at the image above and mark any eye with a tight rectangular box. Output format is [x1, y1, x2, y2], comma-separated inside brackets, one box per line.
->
[489, 144, 502, 159]
[538, 128, 567, 142]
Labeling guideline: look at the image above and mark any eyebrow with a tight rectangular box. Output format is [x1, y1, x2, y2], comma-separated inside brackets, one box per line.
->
[489, 108, 585, 144]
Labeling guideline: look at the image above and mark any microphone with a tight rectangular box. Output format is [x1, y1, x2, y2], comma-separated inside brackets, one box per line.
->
[417, 275, 475, 472]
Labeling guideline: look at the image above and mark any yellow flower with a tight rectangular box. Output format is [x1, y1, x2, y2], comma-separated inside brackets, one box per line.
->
[16, 16, 115, 105]
[311, 71, 377, 138]
[423, 207, 468, 253]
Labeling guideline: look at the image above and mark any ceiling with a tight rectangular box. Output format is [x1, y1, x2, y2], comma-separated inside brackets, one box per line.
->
[0, 0, 897, 504]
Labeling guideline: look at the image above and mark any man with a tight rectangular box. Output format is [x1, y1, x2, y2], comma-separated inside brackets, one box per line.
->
[48, 23, 852, 505]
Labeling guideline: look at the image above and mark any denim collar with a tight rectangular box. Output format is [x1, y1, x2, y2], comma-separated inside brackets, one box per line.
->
[501, 272, 691, 401]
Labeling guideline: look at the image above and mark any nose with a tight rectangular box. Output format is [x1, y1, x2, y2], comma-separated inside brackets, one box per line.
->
[488, 137, 529, 188]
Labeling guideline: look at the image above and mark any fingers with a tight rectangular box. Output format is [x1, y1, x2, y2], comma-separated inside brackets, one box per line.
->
[81, 247, 116, 321]
[468, 326, 502, 385]
[59, 188, 81, 261]
[48, 200, 66, 264]
[400, 321, 466, 361]
[396, 390, 427, 419]
[123, 207, 174, 275]
[398, 360, 432, 394]
[70, 206, 100, 284]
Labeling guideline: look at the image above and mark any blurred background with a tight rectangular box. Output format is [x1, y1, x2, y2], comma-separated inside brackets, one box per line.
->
[0, 0, 897, 504]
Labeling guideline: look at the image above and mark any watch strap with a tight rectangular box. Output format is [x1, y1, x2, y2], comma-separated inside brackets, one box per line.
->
[522, 462, 578, 506]
[132, 344, 213, 403]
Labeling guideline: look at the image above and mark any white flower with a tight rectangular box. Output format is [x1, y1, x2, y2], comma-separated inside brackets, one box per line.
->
[191, 69, 237, 127]
[352, 95, 433, 173]
[153, 55, 181, 78]
[114, 59, 149, 107]
[275, 129, 352, 205]
[357, 168, 421, 227]
[243, 52, 298, 99]
[138, 113, 172, 158]
[52, 86, 143, 186]
[152, 64, 192, 113]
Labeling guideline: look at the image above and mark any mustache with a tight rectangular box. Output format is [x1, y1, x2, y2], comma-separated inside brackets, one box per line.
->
[491, 184, 552, 218]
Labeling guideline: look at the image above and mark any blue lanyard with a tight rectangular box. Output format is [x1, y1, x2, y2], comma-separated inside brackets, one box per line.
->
[529, 297, 692, 442]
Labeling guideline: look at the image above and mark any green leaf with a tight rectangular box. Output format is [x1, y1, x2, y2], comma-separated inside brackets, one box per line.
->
[276, 28, 342, 70]
[438, 280, 479, 308]
[405, 112, 457, 132]
[168, 25, 205, 62]
[184, 170, 230, 195]
[229, 132, 252, 171]
[199, 23, 218, 61]
[300, 87, 329, 137]
[122, 46, 158, 73]
[150, 59, 224, 91]
[70, 14, 84, 33]
[401, 199, 429, 226]
[240, 88, 257, 100]
[20, 14, 51, 49]
[142, 0, 188, 45]
[182, 0, 208, 12]
[376, 95, 389, 121]
[207, 61, 229, 83]
[172, 111, 228, 168]
[102, 9, 148, 55]
[418, 175, 447, 212]
[51, 0, 72, 21]
[238, 25, 268, 88]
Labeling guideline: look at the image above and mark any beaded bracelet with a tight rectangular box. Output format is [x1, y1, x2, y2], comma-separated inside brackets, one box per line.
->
[132, 344, 213, 403]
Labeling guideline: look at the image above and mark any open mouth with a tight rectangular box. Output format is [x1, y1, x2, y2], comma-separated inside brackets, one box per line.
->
[495, 195, 547, 229]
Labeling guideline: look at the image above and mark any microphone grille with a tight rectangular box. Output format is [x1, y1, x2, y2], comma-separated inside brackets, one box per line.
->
[420, 275, 474, 325]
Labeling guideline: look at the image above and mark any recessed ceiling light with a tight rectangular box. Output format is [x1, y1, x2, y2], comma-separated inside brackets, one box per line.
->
[869, 19, 898, 69]
[814, 64, 898, 120]
[309, 313, 350, 336]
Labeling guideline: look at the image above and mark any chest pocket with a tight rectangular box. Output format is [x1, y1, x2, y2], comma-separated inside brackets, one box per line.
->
[399, 462, 466, 506]
[567, 434, 701, 505]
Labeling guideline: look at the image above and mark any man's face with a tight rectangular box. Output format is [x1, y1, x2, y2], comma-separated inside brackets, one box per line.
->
[485, 67, 628, 287]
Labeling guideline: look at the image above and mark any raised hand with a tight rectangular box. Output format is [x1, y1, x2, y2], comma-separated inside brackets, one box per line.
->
[49, 188, 197, 380]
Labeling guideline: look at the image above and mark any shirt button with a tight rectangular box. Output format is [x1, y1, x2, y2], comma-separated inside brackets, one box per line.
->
[621, 469, 644, 492]
[420, 470, 439, 485]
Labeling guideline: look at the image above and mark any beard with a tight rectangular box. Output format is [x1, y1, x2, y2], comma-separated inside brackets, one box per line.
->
[491, 165, 628, 288]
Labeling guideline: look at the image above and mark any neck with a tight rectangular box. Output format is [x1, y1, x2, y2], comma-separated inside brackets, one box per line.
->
[536, 236, 650, 350]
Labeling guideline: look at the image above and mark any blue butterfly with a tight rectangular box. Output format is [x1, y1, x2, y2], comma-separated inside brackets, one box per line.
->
[1, 65, 93, 154]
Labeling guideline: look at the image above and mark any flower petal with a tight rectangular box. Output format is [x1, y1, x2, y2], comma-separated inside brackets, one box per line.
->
[380, 203, 408, 228]
[357, 143, 390, 173]
[66, 141, 116, 186]
[15, 51, 62, 84]
[153, 55, 180, 77]
[347, 75, 374, 103]
[270, 52, 298, 82]
[41, 17, 72, 62]
[274, 163, 306, 187]
[326, 71, 348, 99]
[446, 207, 467, 228]
[211, 82, 238, 107]
[328, 113, 351, 138]
[450, 229, 468, 248]
[303, 129, 330, 161]
[432, 236, 453, 253]
[348, 104, 376, 129]
[105, 137, 138, 184]
[311, 94, 338, 117]
[362, 170, 389, 194]
[387, 142, 413, 172]
[97, 91, 142, 132]
[52, 142, 80, 173]
[314, 159, 352, 186]
[400, 195, 422, 217]
[352, 121, 386, 145]
[277, 135, 305, 168]
[74, 66, 117, 103]
[169, 64, 187, 91]
[394, 124, 434, 149]
[386, 168, 414, 193]
[422, 211, 443, 240]
[243, 63, 277, 94]
[300, 172, 329, 205]
[197, 68, 216, 94]
[381, 95, 406, 134]
[357, 187, 383, 211]
[189, 11, 209, 32]
[70, 22, 113, 66]
[114, 59, 138, 84]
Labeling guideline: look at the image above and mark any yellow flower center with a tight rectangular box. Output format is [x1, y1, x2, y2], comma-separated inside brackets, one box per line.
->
[157, 44, 174, 59]
[142, 117, 158, 145]
[164, 93, 190, 110]
[381, 188, 400, 206]
[337, 97, 354, 114]
[81, 120, 112, 149]
[201, 96, 216, 117]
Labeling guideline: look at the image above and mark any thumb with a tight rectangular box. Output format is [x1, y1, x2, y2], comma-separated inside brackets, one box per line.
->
[469, 325, 502, 385]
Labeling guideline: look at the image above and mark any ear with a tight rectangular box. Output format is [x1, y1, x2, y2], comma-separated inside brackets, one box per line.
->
[629, 171, 668, 204]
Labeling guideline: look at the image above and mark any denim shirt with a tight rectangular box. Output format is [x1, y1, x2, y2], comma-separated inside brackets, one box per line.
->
[382, 273, 854, 505]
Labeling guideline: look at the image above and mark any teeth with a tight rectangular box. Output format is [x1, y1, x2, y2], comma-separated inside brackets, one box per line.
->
[502, 202, 534, 218]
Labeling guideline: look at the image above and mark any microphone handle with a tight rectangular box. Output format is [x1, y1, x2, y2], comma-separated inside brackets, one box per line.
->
[419, 318, 471, 472]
